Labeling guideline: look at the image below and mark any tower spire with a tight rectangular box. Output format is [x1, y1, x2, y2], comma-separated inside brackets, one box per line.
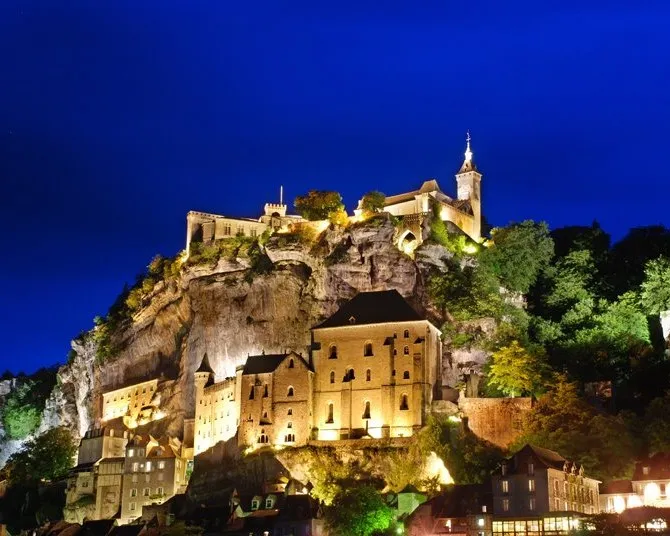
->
[459, 130, 477, 173]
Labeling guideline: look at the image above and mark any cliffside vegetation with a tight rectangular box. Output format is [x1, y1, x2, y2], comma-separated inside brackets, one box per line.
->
[1, 367, 57, 439]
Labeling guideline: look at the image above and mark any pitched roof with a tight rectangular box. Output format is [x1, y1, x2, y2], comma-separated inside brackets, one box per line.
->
[315, 290, 424, 329]
[196, 353, 214, 374]
[633, 453, 670, 481]
[523, 444, 567, 470]
[600, 480, 634, 495]
[419, 484, 491, 519]
[242, 352, 310, 375]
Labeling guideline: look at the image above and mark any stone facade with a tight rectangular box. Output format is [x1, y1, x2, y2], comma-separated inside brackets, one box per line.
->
[492, 445, 600, 517]
[458, 397, 533, 449]
[185, 196, 304, 257]
[119, 435, 189, 524]
[311, 318, 441, 440]
[101, 379, 159, 425]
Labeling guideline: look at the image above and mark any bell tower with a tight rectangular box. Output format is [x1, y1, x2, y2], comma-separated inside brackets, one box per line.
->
[455, 132, 482, 240]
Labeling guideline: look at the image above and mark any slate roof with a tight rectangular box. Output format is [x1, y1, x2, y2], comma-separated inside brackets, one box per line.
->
[196, 353, 214, 374]
[416, 484, 491, 519]
[241, 352, 311, 375]
[523, 444, 568, 470]
[633, 453, 670, 481]
[315, 290, 424, 329]
[600, 480, 634, 495]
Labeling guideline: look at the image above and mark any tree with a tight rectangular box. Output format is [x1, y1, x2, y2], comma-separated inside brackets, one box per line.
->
[640, 256, 670, 315]
[514, 375, 636, 480]
[6, 427, 77, 485]
[2, 381, 42, 439]
[324, 485, 395, 536]
[486, 341, 548, 397]
[360, 191, 386, 217]
[294, 190, 345, 221]
[480, 220, 554, 293]
[644, 392, 670, 454]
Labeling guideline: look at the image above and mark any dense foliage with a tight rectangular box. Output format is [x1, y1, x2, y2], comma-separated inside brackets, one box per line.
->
[6, 427, 76, 484]
[486, 341, 548, 397]
[360, 190, 386, 217]
[294, 190, 345, 221]
[324, 485, 395, 536]
[1, 367, 57, 439]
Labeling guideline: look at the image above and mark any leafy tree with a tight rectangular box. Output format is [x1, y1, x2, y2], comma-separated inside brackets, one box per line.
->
[294, 190, 345, 221]
[324, 485, 395, 536]
[6, 427, 76, 484]
[360, 191, 386, 217]
[486, 341, 548, 397]
[2, 381, 41, 439]
[640, 256, 670, 315]
[480, 221, 554, 293]
[419, 415, 504, 484]
[429, 261, 503, 321]
[514, 375, 636, 480]
[644, 392, 670, 454]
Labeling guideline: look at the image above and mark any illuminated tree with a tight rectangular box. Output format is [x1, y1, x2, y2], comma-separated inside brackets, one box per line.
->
[486, 341, 548, 397]
[360, 191, 386, 217]
[324, 485, 395, 536]
[640, 256, 670, 315]
[294, 190, 345, 221]
[6, 427, 76, 484]
[480, 220, 554, 293]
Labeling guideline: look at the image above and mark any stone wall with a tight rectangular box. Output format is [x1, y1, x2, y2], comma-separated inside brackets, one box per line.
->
[458, 397, 533, 449]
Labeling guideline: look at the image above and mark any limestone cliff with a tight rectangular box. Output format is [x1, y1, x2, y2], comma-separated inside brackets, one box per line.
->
[47, 216, 491, 443]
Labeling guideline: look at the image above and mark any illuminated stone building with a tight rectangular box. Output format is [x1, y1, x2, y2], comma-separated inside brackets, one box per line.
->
[185, 188, 304, 257]
[64, 423, 130, 523]
[237, 352, 313, 449]
[119, 435, 189, 524]
[311, 290, 442, 440]
[101, 378, 161, 427]
[193, 354, 240, 455]
[356, 134, 483, 250]
[492, 445, 600, 518]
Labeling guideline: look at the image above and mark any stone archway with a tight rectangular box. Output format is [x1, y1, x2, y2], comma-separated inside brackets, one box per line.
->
[398, 230, 418, 255]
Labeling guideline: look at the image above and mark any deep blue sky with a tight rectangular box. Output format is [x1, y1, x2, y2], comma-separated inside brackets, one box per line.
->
[1, 1, 669, 374]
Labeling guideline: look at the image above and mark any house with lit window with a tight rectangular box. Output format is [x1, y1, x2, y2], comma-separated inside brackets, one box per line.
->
[600, 453, 670, 513]
[311, 290, 442, 441]
[119, 434, 189, 524]
[492, 445, 600, 517]
[406, 484, 492, 536]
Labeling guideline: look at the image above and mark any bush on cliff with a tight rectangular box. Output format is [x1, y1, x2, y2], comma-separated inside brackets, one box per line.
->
[1, 368, 57, 440]
[294, 190, 344, 221]
[6, 426, 76, 484]
[324, 485, 395, 536]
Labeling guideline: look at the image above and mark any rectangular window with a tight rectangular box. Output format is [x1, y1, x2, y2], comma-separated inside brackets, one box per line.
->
[502, 498, 509, 512]
[528, 463, 534, 476]
[157, 487, 164, 495]
[158, 461, 165, 469]
[555, 498, 560, 511]
[528, 479, 535, 492]
[529, 497, 536, 511]
[501, 480, 509, 493]
[132, 474, 138, 483]
[130, 488, 137, 497]
[130, 502, 136, 512]
[145, 461, 152, 472]
[128, 448, 134, 457]
[132, 462, 139, 472]
[143, 488, 150, 497]
[158, 472, 164, 481]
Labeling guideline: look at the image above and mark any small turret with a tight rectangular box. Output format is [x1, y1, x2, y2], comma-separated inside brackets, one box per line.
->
[195, 353, 214, 390]
[455, 131, 483, 240]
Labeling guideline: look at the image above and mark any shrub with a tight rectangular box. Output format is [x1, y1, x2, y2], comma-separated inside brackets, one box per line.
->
[360, 191, 386, 217]
[294, 190, 345, 221]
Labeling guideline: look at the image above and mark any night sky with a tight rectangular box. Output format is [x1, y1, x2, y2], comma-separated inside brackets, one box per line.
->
[1, 1, 669, 374]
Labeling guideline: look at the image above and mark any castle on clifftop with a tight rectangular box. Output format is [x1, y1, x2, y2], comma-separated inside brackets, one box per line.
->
[184, 134, 483, 255]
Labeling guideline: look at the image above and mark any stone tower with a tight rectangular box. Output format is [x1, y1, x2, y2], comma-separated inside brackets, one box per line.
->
[455, 132, 482, 240]
[194, 354, 214, 395]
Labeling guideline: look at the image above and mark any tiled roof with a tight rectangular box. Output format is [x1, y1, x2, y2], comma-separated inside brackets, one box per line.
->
[600, 480, 634, 495]
[633, 453, 670, 481]
[315, 290, 424, 329]
[242, 354, 289, 374]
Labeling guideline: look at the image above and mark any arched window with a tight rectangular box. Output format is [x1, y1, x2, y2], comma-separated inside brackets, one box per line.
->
[249, 386, 254, 400]
[287, 421, 293, 429]
[263, 384, 269, 398]
[404, 329, 410, 338]
[326, 403, 334, 423]
[345, 368, 355, 381]
[363, 401, 371, 419]
[330, 371, 335, 384]
[288, 358, 294, 368]
[400, 394, 409, 411]
[287, 386, 294, 397]
[366, 369, 371, 382]
[403, 371, 410, 379]
[288, 408, 293, 416]
[364, 343, 373, 357]
[329, 345, 338, 359]
[403, 345, 410, 355]
[393, 348, 398, 356]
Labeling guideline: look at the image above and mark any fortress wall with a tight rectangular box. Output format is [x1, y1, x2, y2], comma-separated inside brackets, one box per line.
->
[458, 397, 532, 449]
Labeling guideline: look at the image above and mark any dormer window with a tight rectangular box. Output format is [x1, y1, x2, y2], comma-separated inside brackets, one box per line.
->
[251, 499, 260, 510]
[349, 316, 356, 324]
[265, 497, 274, 509]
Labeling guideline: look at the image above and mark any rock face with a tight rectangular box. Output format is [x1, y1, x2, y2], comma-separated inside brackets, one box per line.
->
[44, 216, 493, 443]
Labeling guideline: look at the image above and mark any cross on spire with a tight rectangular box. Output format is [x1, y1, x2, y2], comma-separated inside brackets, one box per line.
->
[464, 130, 473, 163]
